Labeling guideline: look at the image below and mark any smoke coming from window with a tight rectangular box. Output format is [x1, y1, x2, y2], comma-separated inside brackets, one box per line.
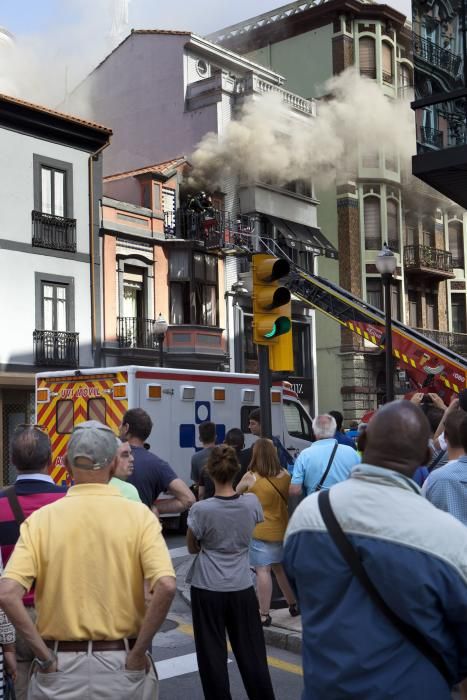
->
[189, 68, 415, 189]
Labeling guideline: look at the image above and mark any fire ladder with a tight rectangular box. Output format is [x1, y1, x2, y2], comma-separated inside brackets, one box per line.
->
[286, 262, 467, 401]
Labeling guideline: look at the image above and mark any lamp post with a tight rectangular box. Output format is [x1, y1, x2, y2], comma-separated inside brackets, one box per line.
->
[375, 244, 397, 403]
[155, 313, 168, 368]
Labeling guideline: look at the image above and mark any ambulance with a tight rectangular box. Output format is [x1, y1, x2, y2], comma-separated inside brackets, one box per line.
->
[35, 366, 313, 487]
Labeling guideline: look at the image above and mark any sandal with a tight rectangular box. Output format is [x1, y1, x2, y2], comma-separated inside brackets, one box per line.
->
[260, 613, 272, 627]
[289, 603, 300, 617]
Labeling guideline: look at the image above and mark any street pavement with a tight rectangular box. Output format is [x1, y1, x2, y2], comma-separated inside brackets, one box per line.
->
[156, 532, 305, 699]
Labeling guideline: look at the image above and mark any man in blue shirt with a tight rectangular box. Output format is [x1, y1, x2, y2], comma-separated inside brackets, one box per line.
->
[289, 414, 359, 497]
[329, 410, 357, 449]
[120, 408, 195, 514]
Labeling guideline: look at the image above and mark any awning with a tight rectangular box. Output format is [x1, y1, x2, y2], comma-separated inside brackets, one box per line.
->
[266, 216, 338, 260]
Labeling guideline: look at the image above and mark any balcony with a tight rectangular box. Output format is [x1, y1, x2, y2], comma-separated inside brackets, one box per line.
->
[33, 330, 79, 367]
[117, 317, 156, 349]
[413, 33, 462, 78]
[415, 327, 467, 355]
[404, 244, 455, 278]
[32, 211, 77, 252]
[235, 74, 315, 116]
[164, 209, 255, 250]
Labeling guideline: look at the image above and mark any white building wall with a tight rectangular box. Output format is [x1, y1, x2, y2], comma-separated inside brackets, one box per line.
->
[0, 129, 90, 252]
[0, 127, 94, 368]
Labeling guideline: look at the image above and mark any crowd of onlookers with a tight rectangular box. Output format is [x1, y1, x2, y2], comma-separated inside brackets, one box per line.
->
[0, 392, 467, 699]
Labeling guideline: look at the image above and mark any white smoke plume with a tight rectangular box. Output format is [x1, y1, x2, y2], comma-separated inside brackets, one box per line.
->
[190, 68, 415, 189]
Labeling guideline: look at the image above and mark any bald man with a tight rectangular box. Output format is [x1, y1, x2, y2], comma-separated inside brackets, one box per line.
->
[284, 401, 467, 700]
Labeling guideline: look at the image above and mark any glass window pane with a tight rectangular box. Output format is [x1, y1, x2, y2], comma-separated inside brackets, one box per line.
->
[56, 400, 74, 434]
[88, 398, 106, 423]
[170, 284, 184, 324]
[169, 250, 189, 279]
[41, 168, 52, 214]
[56, 298, 67, 332]
[193, 252, 205, 280]
[205, 255, 217, 283]
[364, 197, 382, 250]
[367, 278, 383, 309]
[359, 38, 376, 79]
[204, 285, 217, 326]
[54, 171, 65, 217]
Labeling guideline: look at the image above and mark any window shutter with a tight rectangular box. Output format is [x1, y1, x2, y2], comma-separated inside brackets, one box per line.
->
[387, 200, 399, 248]
[382, 43, 393, 81]
[364, 197, 381, 249]
[359, 38, 376, 78]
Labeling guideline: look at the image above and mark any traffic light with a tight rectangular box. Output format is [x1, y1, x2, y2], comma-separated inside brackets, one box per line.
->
[252, 253, 294, 372]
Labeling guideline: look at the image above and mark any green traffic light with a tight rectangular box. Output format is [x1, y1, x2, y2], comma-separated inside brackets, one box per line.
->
[263, 316, 291, 339]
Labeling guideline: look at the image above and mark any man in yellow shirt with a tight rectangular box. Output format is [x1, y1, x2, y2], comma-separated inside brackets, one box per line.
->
[0, 420, 176, 700]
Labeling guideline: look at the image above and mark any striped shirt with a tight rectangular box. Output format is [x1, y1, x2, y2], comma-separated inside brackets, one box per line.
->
[0, 476, 66, 604]
[424, 456, 467, 525]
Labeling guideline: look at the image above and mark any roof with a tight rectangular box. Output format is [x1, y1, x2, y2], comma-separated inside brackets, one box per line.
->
[132, 29, 192, 36]
[0, 92, 112, 135]
[104, 157, 189, 181]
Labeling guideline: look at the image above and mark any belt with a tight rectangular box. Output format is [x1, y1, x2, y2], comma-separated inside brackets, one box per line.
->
[45, 639, 137, 653]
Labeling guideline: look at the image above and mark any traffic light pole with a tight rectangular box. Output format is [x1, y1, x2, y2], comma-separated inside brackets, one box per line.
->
[258, 345, 272, 439]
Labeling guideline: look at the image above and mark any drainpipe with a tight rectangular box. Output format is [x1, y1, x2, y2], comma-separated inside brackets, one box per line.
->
[88, 141, 110, 368]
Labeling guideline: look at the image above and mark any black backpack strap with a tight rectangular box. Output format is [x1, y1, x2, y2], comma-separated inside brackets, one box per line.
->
[3, 486, 26, 526]
[317, 489, 451, 685]
[314, 442, 338, 492]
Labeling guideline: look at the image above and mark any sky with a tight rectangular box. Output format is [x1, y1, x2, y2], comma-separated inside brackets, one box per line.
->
[1, 0, 411, 38]
[0, 0, 411, 106]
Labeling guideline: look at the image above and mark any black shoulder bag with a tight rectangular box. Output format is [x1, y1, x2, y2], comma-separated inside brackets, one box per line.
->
[3, 486, 25, 525]
[317, 489, 451, 685]
[314, 442, 338, 493]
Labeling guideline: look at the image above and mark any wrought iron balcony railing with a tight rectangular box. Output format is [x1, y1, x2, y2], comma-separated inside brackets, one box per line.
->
[117, 317, 157, 349]
[415, 327, 467, 354]
[164, 209, 255, 250]
[33, 330, 79, 367]
[419, 126, 443, 149]
[404, 244, 454, 274]
[413, 33, 462, 77]
[32, 211, 77, 252]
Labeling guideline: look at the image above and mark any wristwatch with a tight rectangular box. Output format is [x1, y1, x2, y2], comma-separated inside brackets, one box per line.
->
[34, 651, 57, 671]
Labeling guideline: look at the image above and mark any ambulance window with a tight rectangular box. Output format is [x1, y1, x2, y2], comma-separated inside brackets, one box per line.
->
[241, 405, 259, 433]
[283, 400, 312, 441]
[56, 400, 74, 434]
[88, 398, 106, 424]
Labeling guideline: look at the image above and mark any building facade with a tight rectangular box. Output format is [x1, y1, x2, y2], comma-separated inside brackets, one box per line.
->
[68, 29, 340, 411]
[209, 0, 467, 420]
[0, 93, 111, 483]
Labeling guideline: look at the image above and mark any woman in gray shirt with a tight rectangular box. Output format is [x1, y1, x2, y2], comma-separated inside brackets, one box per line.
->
[187, 445, 276, 700]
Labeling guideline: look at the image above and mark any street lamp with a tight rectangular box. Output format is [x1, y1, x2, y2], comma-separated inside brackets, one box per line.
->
[155, 313, 168, 367]
[375, 244, 397, 403]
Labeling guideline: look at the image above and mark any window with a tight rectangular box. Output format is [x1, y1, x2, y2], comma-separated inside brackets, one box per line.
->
[359, 37, 376, 79]
[367, 278, 383, 309]
[452, 294, 467, 333]
[292, 323, 312, 377]
[426, 292, 438, 329]
[448, 220, 464, 268]
[33, 155, 73, 219]
[364, 196, 382, 250]
[408, 290, 419, 327]
[391, 281, 401, 321]
[385, 150, 397, 171]
[56, 400, 74, 434]
[283, 400, 313, 441]
[361, 147, 379, 168]
[42, 283, 68, 331]
[405, 225, 415, 246]
[399, 63, 412, 88]
[88, 398, 106, 424]
[284, 179, 312, 198]
[382, 42, 394, 83]
[387, 199, 399, 250]
[35, 273, 75, 332]
[169, 251, 218, 326]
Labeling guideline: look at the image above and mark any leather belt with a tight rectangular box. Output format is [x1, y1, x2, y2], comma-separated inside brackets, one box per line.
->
[45, 638, 137, 652]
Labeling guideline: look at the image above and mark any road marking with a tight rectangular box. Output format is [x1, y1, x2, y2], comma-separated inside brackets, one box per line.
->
[168, 546, 189, 559]
[156, 652, 231, 680]
[174, 619, 303, 677]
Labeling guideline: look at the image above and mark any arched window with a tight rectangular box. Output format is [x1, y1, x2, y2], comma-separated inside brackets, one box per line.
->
[364, 196, 381, 250]
[448, 220, 464, 268]
[387, 199, 399, 250]
[359, 37, 376, 79]
[399, 63, 412, 88]
[382, 42, 394, 83]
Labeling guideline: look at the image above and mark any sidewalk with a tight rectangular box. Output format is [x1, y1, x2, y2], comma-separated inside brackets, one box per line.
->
[174, 556, 302, 654]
